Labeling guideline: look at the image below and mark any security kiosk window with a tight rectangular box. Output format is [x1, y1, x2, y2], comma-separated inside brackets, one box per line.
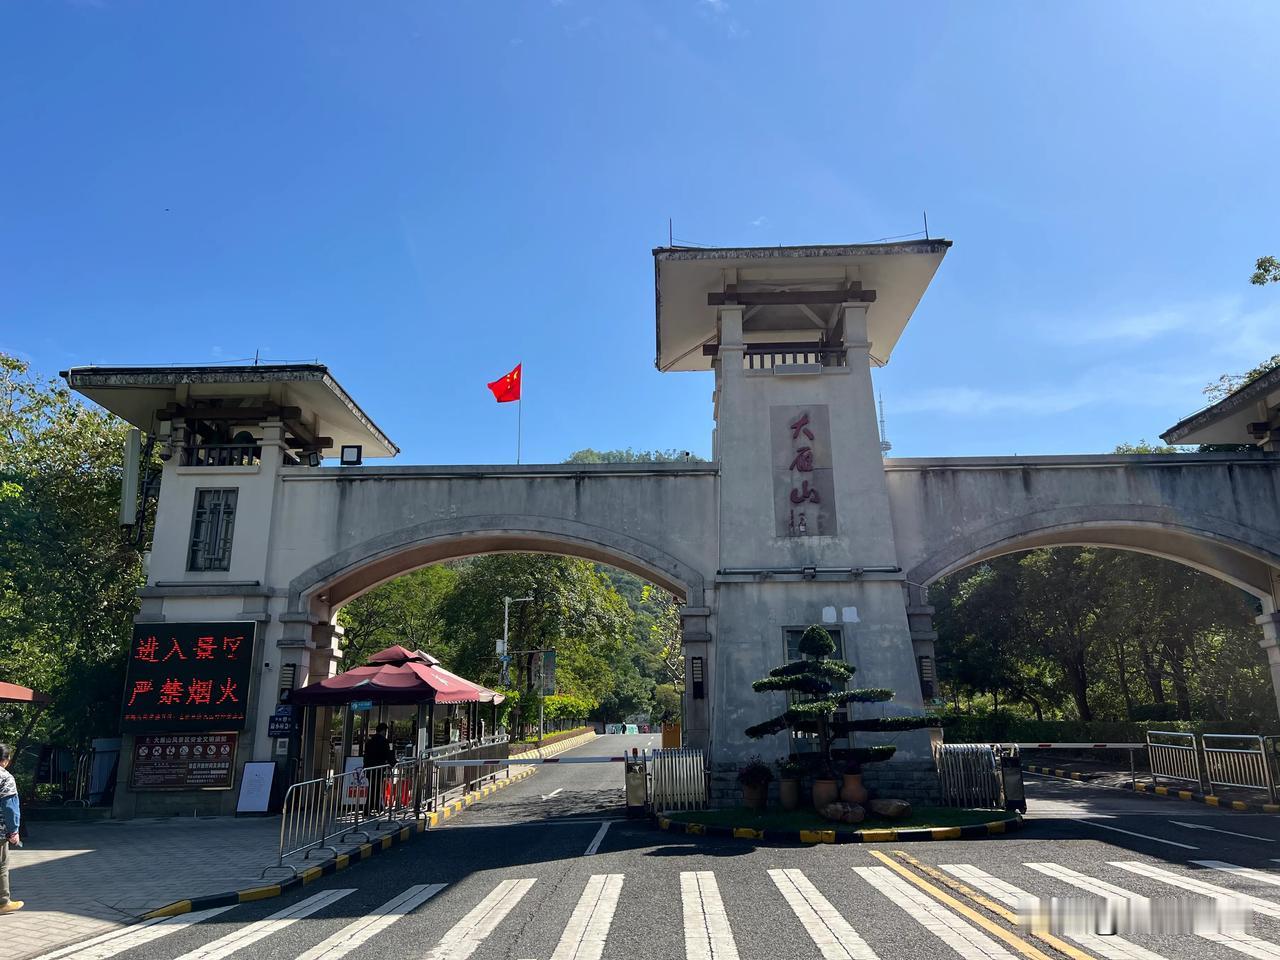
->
[188, 488, 238, 571]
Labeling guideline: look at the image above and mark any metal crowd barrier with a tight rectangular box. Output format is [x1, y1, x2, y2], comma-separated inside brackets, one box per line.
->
[1146, 730, 1202, 789]
[647, 747, 707, 813]
[266, 735, 511, 877]
[935, 742, 1003, 809]
[267, 761, 395, 876]
[1201, 734, 1280, 802]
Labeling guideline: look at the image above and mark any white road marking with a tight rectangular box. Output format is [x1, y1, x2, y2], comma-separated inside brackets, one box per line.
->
[32, 907, 235, 960]
[1193, 860, 1280, 886]
[1071, 818, 1198, 849]
[173, 889, 354, 960]
[541, 788, 565, 800]
[1111, 860, 1280, 919]
[549, 873, 623, 960]
[681, 871, 739, 960]
[855, 866, 1017, 960]
[941, 864, 1167, 960]
[769, 868, 879, 960]
[583, 820, 611, 856]
[1030, 861, 1280, 959]
[296, 883, 446, 960]
[424, 877, 537, 960]
[1173, 822, 1274, 842]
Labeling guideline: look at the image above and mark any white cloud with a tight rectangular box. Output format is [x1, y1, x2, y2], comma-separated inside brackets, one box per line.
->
[750, 216, 768, 228]
[894, 366, 1206, 417]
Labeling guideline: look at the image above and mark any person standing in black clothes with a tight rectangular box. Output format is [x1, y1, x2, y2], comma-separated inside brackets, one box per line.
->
[363, 722, 396, 813]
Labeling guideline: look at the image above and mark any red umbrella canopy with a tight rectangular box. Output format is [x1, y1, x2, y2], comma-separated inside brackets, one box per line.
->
[289, 646, 494, 706]
[0, 682, 50, 705]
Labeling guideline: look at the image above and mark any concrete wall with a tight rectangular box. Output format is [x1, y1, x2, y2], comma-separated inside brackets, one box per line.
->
[123, 393, 1280, 815]
[886, 453, 1280, 599]
[126, 458, 719, 815]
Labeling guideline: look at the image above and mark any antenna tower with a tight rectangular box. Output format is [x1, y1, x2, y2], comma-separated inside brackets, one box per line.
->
[878, 392, 892, 455]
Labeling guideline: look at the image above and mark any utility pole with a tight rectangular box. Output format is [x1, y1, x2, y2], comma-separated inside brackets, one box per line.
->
[499, 595, 533, 687]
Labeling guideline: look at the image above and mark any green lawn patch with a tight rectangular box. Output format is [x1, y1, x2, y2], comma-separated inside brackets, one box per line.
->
[667, 805, 1010, 833]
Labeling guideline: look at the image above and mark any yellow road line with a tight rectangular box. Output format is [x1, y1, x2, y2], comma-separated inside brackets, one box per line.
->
[870, 851, 1097, 960]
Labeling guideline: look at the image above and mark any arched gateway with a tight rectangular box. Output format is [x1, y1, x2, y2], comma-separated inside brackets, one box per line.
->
[66, 239, 1280, 815]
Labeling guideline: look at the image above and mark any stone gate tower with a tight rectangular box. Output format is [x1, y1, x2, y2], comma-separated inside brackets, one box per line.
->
[653, 241, 951, 799]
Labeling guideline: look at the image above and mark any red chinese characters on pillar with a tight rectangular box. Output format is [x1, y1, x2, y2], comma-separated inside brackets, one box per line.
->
[787, 411, 820, 535]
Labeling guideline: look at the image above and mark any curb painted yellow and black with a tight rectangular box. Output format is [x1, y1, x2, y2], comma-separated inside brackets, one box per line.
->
[142, 730, 601, 920]
[1122, 780, 1280, 814]
[656, 812, 1023, 845]
[142, 760, 549, 919]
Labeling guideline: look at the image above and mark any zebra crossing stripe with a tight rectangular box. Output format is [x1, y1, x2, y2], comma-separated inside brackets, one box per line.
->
[768, 868, 879, 960]
[941, 864, 1167, 960]
[32, 907, 236, 960]
[172, 889, 355, 960]
[295, 883, 447, 960]
[854, 866, 1019, 960]
[1029, 861, 1280, 960]
[424, 877, 537, 960]
[1193, 861, 1280, 888]
[681, 871, 740, 960]
[1110, 861, 1280, 919]
[550, 873, 624, 960]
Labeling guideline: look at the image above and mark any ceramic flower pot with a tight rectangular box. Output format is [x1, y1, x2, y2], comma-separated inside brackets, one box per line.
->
[840, 772, 868, 804]
[812, 778, 839, 809]
[778, 778, 801, 811]
[742, 782, 768, 811]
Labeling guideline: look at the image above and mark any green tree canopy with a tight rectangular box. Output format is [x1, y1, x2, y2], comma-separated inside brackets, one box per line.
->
[0, 354, 146, 755]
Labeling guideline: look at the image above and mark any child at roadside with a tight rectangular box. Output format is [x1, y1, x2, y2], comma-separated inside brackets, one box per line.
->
[0, 744, 22, 915]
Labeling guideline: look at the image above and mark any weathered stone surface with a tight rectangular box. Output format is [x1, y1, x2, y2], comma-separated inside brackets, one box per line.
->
[869, 797, 911, 819]
[819, 801, 865, 824]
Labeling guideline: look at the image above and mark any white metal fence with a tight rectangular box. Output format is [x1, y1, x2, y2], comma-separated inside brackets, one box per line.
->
[934, 742, 1003, 809]
[1146, 730, 1203, 788]
[648, 747, 708, 813]
[1201, 734, 1280, 802]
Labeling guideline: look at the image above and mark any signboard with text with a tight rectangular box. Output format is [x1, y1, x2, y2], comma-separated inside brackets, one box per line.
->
[121, 622, 257, 732]
[129, 732, 237, 790]
[772, 405, 838, 537]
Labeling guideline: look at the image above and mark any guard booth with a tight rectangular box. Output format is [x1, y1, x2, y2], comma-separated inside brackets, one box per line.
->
[288, 645, 506, 793]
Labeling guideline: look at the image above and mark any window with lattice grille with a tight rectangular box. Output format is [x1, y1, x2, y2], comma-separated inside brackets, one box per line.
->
[188, 488, 238, 571]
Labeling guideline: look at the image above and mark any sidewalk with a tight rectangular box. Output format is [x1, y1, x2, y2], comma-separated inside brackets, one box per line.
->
[1, 816, 291, 959]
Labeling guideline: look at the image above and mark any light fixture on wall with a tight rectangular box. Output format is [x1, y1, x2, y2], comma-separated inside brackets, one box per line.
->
[306, 451, 321, 467]
[340, 444, 363, 466]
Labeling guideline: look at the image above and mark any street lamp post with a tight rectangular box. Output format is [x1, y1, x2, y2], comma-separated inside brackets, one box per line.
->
[499, 595, 533, 688]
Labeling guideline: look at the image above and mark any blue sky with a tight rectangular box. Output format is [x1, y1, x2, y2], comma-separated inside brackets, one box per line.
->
[2, 1, 1278, 462]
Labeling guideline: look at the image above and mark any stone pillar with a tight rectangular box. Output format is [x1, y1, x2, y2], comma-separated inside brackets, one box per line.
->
[905, 582, 939, 704]
[681, 604, 713, 751]
[1258, 610, 1280, 719]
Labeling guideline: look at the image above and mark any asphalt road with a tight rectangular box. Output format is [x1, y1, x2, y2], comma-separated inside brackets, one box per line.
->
[38, 740, 1280, 960]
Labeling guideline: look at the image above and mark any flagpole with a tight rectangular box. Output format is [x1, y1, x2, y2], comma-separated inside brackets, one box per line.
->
[517, 393, 522, 465]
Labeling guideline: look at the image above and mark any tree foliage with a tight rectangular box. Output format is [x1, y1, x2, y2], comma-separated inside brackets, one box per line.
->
[0, 355, 147, 756]
[932, 547, 1271, 726]
[745, 625, 934, 776]
[1251, 255, 1280, 286]
[1203, 354, 1280, 403]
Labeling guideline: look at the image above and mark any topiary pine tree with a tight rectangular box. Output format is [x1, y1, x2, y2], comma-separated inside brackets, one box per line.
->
[745, 624, 937, 779]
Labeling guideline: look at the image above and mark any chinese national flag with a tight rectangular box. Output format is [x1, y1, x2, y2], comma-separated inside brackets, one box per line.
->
[487, 363, 522, 403]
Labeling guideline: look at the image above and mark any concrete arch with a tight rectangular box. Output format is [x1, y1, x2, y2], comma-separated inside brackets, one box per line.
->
[904, 504, 1280, 602]
[286, 513, 708, 616]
